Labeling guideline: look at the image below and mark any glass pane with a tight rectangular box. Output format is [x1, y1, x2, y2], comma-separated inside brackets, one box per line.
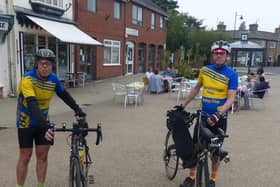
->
[112, 46, 120, 64]
[23, 34, 36, 72]
[114, 2, 120, 19]
[104, 47, 111, 64]
[58, 44, 68, 79]
[38, 36, 46, 49]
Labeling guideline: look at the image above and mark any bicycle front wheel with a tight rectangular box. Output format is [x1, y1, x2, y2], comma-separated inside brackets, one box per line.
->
[163, 130, 179, 180]
[69, 157, 83, 187]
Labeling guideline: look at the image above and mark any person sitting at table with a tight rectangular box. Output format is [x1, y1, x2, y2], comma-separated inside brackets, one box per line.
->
[162, 66, 175, 78]
[240, 72, 255, 110]
[251, 75, 269, 99]
[145, 66, 154, 80]
[148, 69, 164, 93]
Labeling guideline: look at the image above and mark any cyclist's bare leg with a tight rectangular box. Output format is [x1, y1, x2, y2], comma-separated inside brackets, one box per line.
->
[35, 145, 50, 184]
[211, 156, 221, 181]
[16, 148, 33, 185]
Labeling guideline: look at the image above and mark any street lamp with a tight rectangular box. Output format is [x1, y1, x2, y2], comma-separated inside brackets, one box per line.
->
[232, 12, 243, 68]
[233, 12, 243, 40]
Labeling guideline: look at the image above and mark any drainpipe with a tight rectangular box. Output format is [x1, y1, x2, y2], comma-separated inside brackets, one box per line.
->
[6, 0, 15, 97]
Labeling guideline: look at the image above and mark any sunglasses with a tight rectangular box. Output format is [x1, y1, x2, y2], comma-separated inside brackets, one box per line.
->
[213, 52, 226, 55]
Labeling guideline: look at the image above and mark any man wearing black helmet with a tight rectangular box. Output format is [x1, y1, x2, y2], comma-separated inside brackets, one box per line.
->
[179, 41, 238, 187]
[16, 48, 86, 187]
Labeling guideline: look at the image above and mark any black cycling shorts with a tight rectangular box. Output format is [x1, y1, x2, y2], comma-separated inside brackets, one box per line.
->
[17, 127, 51, 148]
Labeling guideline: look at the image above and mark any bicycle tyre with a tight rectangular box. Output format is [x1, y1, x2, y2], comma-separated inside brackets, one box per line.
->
[196, 157, 210, 187]
[196, 161, 203, 187]
[69, 157, 83, 187]
[163, 130, 179, 180]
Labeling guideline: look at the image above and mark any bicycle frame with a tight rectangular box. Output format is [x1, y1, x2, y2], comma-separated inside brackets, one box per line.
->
[53, 121, 102, 187]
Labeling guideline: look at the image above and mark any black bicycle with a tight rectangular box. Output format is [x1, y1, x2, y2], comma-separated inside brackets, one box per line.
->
[163, 109, 230, 187]
[51, 120, 102, 187]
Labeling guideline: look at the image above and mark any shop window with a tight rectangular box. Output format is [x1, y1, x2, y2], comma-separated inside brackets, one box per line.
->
[38, 36, 46, 49]
[23, 34, 36, 72]
[103, 40, 120, 65]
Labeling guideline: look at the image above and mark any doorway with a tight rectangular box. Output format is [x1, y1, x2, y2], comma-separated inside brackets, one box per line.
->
[126, 41, 134, 74]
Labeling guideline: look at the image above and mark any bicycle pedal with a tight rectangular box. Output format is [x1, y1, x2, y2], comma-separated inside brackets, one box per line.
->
[223, 155, 230, 163]
[88, 175, 95, 184]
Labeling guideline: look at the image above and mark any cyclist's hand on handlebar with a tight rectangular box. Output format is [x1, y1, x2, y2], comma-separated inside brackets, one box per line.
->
[173, 104, 184, 111]
[207, 112, 221, 126]
[75, 111, 87, 121]
[45, 128, 54, 141]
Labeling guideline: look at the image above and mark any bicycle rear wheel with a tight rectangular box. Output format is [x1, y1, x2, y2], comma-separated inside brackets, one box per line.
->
[163, 130, 179, 180]
[69, 157, 83, 187]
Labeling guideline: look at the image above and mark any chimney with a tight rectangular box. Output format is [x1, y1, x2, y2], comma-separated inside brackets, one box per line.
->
[275, 25, 280, 33]
[249, 24, 258, 32]
[217, 22, 226, 31]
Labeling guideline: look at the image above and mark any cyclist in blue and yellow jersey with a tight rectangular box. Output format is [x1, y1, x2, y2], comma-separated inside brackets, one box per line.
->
[16, 49, 86, 187]
[179, 41, 238, 187]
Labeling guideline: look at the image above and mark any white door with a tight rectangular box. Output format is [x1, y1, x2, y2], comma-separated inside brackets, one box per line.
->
[126, 42, 134, 75]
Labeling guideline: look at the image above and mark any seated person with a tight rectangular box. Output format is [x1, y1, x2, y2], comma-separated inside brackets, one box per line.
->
[162, 66, 175, 78]
[252, 76, 269, 99]
[240, 72, 255, 110]
[241, 75, 268, 110]
[145, 67, 154, 80]
[148, 69, 164, 93]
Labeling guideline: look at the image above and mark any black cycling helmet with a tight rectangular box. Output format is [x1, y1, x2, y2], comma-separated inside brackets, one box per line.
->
[211, 40, 231, 54]
[34, 48, 56, 68]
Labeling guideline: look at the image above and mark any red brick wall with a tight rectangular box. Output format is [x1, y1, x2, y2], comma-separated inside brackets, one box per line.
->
[75, 0, 167, 80]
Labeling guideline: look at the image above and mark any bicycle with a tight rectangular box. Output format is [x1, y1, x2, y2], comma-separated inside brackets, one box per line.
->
[50, 120, 102, 187]
[163, 109, 230, 187]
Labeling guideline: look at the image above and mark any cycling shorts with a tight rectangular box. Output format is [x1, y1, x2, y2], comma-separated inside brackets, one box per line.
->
[17, 127, 51, 148]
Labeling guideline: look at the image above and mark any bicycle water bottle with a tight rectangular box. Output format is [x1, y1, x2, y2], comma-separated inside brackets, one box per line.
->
[78, 141, 85, 166]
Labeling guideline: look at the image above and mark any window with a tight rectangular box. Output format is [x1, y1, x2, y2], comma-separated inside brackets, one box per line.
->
[103, 40, 120, 65]
[270, 42, 276, 48]
[160, 16, 164, 31]
[33, 0, 63, 8]
[88, 0, 96, 13]
[114, 1, 121, 19]
[151, 13, 155, 30]
[132, 5, 142, 26]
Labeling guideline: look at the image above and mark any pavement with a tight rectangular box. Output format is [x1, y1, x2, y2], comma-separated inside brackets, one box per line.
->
[1, 68, 280, 187]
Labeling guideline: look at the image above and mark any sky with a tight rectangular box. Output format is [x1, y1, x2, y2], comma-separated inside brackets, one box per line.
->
[176, 0, 280, 32]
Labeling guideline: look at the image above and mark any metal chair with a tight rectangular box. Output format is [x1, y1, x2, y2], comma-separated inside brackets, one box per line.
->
[177, 81, 192, 102]
[112, 83, 127, 105]
[124, 82, 144, 108]
[78, 72, 87, 87]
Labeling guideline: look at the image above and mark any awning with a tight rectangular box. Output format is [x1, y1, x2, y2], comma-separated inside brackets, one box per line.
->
[27, 15, 102, 45]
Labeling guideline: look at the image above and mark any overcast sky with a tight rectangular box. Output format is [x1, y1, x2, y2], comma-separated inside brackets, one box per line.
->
[176, 0, 280, 32]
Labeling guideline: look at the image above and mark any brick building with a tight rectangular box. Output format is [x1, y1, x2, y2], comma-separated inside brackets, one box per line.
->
[74, 0, 168, 80]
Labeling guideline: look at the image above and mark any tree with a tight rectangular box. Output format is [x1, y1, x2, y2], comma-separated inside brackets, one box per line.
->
[239, 21, 246, 31]
[152, 0, 178, 12]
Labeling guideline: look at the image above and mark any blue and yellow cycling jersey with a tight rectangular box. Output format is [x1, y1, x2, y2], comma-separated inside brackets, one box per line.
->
[16, 68, 64, 128]
[198, 64, 238, 115]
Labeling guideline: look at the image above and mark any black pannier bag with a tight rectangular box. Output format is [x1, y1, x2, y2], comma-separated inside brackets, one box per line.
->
[166, 109, 197, 168]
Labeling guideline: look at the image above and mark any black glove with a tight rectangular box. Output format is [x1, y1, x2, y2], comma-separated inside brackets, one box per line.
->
[173, 105, 184, 111]
[75, 111, 87, 117]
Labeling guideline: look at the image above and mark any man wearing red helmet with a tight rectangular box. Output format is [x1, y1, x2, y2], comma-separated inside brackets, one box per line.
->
[179, 41, 238, 187]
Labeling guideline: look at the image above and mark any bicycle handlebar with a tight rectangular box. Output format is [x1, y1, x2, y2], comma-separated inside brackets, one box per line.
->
[50, 122, 103, 145]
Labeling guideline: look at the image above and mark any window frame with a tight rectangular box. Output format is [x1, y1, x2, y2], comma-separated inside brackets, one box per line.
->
[114, 1, 121, 20]
[103, 39, 121, 66]
[159, 16, 164, 31]
[88, 0, 97, 13]
[132, 5, 143, 26]
[151, 13, 155, 30]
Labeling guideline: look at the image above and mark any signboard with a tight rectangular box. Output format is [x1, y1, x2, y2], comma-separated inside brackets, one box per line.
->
[0, 21, 8, 31]
[125, 28, 139, 37]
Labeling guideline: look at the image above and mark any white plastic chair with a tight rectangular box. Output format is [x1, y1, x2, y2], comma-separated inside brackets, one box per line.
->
[78, 72, 87, 87]
[112, 83, 127, 105]
[177, 81, 192, 102]
[124, 82, 144, 108]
